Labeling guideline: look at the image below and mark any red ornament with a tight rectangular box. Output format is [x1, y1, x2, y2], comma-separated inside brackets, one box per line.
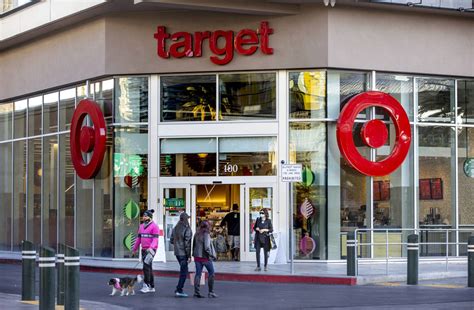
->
[337, 91, 411, 177]
[70, 99, 107, 179]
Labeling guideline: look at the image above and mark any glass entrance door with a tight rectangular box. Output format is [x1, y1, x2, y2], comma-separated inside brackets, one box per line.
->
[241, 184, 276, 261]
[159, 184, 191, 261]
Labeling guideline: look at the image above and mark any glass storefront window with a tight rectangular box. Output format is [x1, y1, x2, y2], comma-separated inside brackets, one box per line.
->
[0, 102, 13, 141]
[27, 138, 41, 245]
[113, 127, 148, 258]
[59, 88, 75, 131]
[289, 71, 326, 119]
[161, 75, 216, 122]
[0, 143, 12, 250]
[28, 96, 42, 136]
[115, 77, 148, 123]
[43, 136, 58, 249]
[94, 79, 114, 124]
[417, 78, 455, 123]
[327, 71, 370, 119]
[219, 73, 276, 120]
[58, 134, 74, 247]
[289, 122, 326, 260]
[14, 99, 27, 139]
[13, 140, 26, 250]
[458, 128, 474, 225]
[418, 126, 456, 256]
[76, 176, 93, 256]
[218, 137, 277, 176]
[457, 80, 474, 124]
[376, 74, 414, 121]
[160, 138, 217, 176]
[43, 92, 58, 134]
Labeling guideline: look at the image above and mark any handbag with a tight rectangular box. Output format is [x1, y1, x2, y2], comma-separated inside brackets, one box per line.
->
[269, 233, 277, 250]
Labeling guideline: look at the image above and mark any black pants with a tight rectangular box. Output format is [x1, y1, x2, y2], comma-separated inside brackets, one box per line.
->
[142, 250, 155, 288]
[255, 241, 269, 268]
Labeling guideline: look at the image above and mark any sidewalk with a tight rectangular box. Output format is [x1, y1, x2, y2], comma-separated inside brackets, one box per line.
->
[0, 251, 469, 286]
[0, 293, 128, 310]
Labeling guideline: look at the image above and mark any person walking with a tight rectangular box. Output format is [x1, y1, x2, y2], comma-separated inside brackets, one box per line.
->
[253, 208, 273, 272]
[220, 203, 240, 261]
[132, 209, 160, 293]
[192, 221, 218, 298]
[170, 212, 193, 297]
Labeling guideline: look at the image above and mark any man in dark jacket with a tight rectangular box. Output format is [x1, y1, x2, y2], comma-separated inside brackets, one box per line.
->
[220, 203, 240, 261]
[170, 212, 193, 297]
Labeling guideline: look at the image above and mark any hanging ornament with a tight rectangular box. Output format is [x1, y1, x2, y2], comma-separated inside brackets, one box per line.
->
[124, 174, 141, 189]
[300, 166, 315, 187]
[123, 232, 137, 251]
[124, 199, 140, 220]
[299, 234, 316, 256]
[300, 198, 314, 219]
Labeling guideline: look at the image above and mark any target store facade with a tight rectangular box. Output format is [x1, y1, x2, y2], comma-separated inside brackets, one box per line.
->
[1, 0, 474, 262]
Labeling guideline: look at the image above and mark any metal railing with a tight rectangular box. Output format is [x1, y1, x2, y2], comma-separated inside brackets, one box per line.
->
[348, 228, 474, 276]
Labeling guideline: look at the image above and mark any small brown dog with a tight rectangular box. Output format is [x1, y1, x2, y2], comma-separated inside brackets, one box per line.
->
[108, 275, 144, 296]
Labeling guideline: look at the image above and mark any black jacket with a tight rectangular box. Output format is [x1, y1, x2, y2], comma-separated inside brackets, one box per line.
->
[170, 222, 193, 258]
[253, 217, 273, 251]
[192, 232, 217, 260]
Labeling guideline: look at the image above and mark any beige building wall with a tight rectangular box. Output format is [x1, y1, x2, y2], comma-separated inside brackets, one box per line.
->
[1, 4, 473, 100]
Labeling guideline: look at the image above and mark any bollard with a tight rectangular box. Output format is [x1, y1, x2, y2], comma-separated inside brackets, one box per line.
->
[468, 236, 474, 287]
[21, 240, 36, 301]
[65, 246, 80, 310]
[407, 234, 419, 285]
[57, 244, 65, 305]
[39, 246, 56, 310]
[347, 231, 358, 276]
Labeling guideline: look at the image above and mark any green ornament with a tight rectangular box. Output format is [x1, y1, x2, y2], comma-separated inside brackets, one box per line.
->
[124, 199, 140, 220]
[301, 166, 315, 186]
[123, 232, 137, 251]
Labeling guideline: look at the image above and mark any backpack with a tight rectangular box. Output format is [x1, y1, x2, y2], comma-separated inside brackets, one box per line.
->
[215, 234, 227, 253]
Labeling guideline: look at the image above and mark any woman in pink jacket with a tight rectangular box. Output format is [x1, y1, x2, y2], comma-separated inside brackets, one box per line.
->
[132, 210, 160, 293]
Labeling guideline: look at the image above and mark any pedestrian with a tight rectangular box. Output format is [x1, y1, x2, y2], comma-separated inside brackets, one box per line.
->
[192, 220, 218, 298]
[253, 208, 273, 272]
[132, 209, 160, 293]
[220, 203, 240, 261]
[170, 212, 193, 297]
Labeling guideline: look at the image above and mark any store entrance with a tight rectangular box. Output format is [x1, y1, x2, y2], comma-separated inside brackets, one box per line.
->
[194, 184, 242, 261]
[160, 182, 276, 262]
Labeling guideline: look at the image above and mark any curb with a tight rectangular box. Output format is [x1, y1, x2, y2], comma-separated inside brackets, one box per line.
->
[80, 265, 357, 286]
[0, 258, 356, 286]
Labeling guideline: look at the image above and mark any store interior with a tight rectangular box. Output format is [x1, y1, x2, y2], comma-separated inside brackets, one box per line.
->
[195, 184, 241, 261]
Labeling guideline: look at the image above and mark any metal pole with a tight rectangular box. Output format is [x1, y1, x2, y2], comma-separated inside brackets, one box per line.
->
[57, 244, 65, 305]
[39, 246, 56, 310]
[21, 240, 36, 301]
[407, 234, 419, 285]
[347, 231, 357, 276]
[65, 246, 80, 310]
[289, 182, 294, 275]
[468, 236, 474, 287]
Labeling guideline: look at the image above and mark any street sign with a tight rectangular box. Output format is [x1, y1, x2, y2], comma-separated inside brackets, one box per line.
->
[281, 164, 303, 182]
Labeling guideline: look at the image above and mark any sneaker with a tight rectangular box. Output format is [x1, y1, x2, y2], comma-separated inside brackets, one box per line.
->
[255, 267, 261, 271]
[148, 287, 156, 293]
[264, 266, 268, 272]
[208, 292, 218, 298]
[140, 286, 150, 293]
[194, 293, 205, 298]
[175, 291, 188, 298]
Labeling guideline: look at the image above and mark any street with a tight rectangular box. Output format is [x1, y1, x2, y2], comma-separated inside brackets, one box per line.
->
[0, 264, 473, 309]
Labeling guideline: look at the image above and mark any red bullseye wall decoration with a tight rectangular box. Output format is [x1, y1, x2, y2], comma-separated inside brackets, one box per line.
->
[70, 99, 107, 179]
[337, 91, 411, 177]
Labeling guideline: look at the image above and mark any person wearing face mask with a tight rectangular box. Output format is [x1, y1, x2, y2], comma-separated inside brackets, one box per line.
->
[253, 208, 273, 271]
[132, 209, 161, 293]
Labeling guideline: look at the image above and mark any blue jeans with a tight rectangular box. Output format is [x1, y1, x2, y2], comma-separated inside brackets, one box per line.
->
[194, 260, 215, 280]
[176, 255, 189, 293]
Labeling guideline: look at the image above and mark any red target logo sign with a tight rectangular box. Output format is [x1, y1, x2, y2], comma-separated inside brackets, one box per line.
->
[337, 91, 411, 177]
[70, 99, 107, 179]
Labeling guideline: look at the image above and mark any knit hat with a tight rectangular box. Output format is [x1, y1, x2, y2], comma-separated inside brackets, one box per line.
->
[143, 209, 155, 218]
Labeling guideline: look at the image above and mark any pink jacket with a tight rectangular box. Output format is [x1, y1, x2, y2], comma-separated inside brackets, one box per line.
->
[132, 221, 161, 252]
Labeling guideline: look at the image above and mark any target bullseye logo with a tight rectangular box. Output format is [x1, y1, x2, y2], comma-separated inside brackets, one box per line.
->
[337, 91, 411, 177]
[70, 99, 107, 179]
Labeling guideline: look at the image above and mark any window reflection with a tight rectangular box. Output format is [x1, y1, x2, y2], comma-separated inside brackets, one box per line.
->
[417, 78, 455, 123]
[289, 71, 326, 119]
[161, 75, 216, 122]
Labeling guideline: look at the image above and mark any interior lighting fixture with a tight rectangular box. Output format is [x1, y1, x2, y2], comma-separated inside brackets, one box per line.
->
[323, 0, 336, 7]
[407, 1, 422, 7]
